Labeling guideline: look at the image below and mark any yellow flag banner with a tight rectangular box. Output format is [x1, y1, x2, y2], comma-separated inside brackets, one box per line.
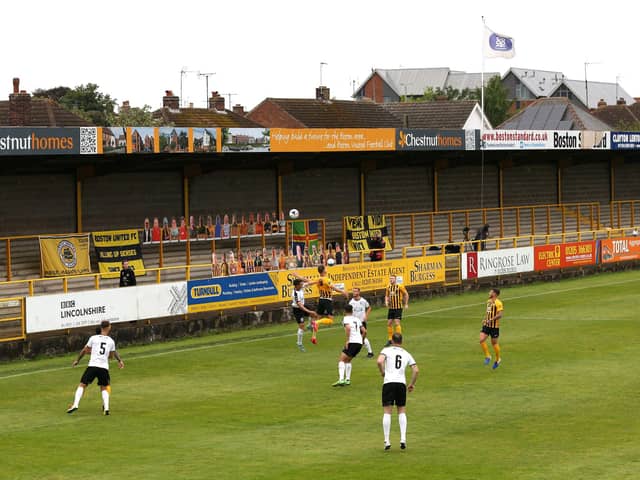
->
[39, 234, 91, 278]
[92, 229, 145, 278]
[344, 215, 392, 253]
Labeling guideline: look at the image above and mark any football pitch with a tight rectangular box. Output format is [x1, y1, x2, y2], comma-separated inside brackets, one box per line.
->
[1, 270, 639, 480]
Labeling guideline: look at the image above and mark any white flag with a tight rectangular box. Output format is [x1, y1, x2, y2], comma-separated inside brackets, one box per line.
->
[483, 26, 515, 59]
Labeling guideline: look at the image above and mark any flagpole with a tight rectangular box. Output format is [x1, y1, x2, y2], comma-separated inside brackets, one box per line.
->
[480, 16, 486, 212]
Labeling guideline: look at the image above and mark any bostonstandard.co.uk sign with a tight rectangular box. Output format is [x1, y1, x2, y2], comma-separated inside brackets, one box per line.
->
[0, 127, 83, 155]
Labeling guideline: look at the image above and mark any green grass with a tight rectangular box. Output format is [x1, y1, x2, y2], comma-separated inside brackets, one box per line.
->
[2, 270, 640, 480]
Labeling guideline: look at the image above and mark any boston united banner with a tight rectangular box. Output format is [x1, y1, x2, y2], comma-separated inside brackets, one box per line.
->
[344, 215, 392, 253]
[39, 234, 91, 277]
[92, 229, 145, 278]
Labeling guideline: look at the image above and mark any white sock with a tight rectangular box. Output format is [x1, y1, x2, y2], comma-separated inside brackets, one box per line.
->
[364, 337, 373, 354]
[338, 361, 345, 380]
[101, 389, 110, 411]
[345, 362, 352, 380]
[399, 413, 407, 443]
[297, 328, 303, 345]
[72, 386, 84, 408]
[383, 413, 391, 444]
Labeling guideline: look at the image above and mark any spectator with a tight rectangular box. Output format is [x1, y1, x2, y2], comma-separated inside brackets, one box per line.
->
[119, 260, 136, 287]
[369, 233, 385, 262]
[162, 217, 171, 241]
[197, 216, 207, 239]
[142, 218, 152, 243]
[335, 243, 343, 265]
[152, 217, 162, 242]
[461, 226, 472, 252]
[189, 216, 197, 239]
[179, 217, 188, 241]
[473, 224, 490, 251]
[169, 217, 179, 241]
[206, 216, 214, 238]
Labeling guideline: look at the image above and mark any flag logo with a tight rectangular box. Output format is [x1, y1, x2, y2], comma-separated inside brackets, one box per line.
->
[483, 27, 515, 58]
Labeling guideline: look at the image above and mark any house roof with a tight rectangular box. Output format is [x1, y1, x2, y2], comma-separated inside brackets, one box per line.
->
[355, 68, 500, 98]
[251, 98, 403, 128]
[499, 97, 611, 130]
[590, 103, 640, 129]
[382, 100, 479, 129]
[153, 107, 263, 127]
[506, 67, 565, 97]
[0, 97, 91, 126]
[558, 79, 634, 110]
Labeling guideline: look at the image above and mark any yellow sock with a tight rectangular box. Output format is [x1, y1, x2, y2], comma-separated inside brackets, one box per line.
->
[481, 342, 490, 358]
[394, 324, 402, 335]
[387, 325, 393, 340]
[493, 344, 501, 362]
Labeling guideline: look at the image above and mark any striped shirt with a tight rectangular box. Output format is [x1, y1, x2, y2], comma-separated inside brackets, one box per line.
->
[483, 299, 503, 328]
[318, 276, 333, 300]
[386, 283, 408, 309]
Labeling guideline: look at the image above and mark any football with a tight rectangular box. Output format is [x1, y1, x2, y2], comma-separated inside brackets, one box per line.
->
[327, 258, 336, 266]
[288, 208, 300, 219]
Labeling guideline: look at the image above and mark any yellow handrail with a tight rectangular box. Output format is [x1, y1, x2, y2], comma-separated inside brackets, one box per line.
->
[0, 296, 25, 343]
[402, 227, 629, 258]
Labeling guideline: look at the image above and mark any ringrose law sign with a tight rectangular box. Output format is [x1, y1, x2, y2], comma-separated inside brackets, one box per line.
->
[0, 127, 635, 155]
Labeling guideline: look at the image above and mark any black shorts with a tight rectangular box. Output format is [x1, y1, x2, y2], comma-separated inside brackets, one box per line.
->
[342, 342, 363, 358]
[481, 326, 500, 338]
[317, 298, 333, 316]
[292, 307, 307, 324]
[362, 321, 368, 330]
[382, 382, 407, 407]
[387, 308, 403, 320]
[80, 366, 110, 387]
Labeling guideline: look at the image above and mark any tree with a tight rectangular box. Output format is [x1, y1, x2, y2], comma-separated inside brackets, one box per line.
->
[108, 105, 162, 127]
[32, 86, 71, 103]
[480, 76, 510, 127]
[409, 86, 479, 102]
[57, 83, 116, 126]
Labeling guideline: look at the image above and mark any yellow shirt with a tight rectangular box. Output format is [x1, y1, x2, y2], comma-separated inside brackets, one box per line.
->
[386, 284, 408, 309]
[483, 299, 503, 328]
[318, 276, 333, 300]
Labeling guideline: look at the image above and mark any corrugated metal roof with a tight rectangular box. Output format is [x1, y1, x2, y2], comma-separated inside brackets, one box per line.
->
[378, 68, 450, 96]
[445, 72, 500, 91]
[560, 79, 634, 109]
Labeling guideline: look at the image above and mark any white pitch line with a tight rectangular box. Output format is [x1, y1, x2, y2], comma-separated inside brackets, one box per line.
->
[1, 274, 639, 381]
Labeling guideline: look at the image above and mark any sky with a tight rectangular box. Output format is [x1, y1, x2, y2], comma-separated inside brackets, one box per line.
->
[1, 0, 638, 112]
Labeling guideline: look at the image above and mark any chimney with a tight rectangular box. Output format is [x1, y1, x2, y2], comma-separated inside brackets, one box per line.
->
[597, 99, 607, 109]
[208, 91, 225, 111]
[163, 90, 180, 109]
[616, 97, 627, 105]
[232, 104, 245, 115]
[315, 86, 330, 101]
[8, 78, 32, 126]
[120, 100, 130, 113]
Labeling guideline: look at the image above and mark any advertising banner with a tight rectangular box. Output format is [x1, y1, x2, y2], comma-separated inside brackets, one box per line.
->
[92, 230, 145, 278]
[581, 131, 609, 150]
[187, 255, 446, 312]
[270, 128, 395, 152]
[610, 131, 640, 150]
[481, 130, 583, 150]
[39, 234, 91, 277]
[187, 272, 280, 313]
[25, 282, 187, 333]
[396, 129, 466, 151]
[534, 241, 597, 271]
[600, 238, 640, 263]
[0, 127, 84, 155]
[344, 215, 392, 253]
[462, 247, 534, 279]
